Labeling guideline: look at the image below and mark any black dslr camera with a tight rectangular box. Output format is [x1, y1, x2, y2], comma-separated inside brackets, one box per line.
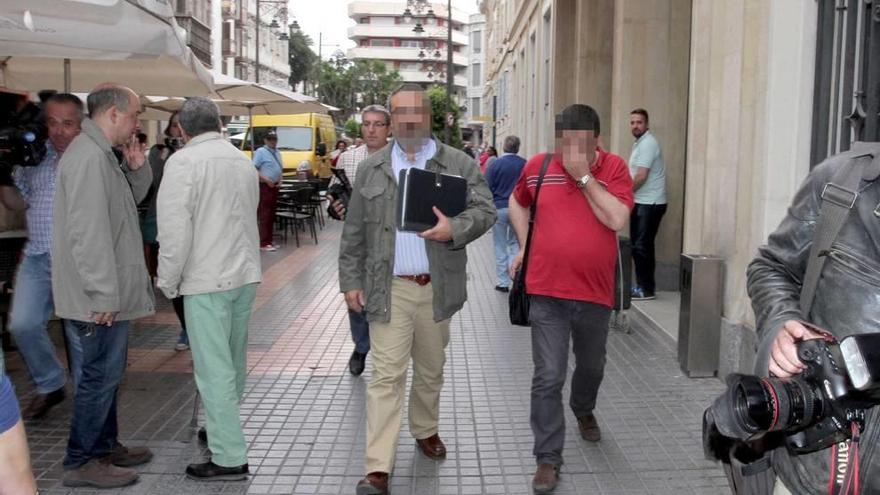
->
[0, 92, 49, 172]
[704, 330, 880, 456]
[327, 167, 352, 221]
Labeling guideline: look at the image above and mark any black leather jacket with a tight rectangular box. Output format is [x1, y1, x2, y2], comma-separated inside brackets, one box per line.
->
[747, 142, 880, 494]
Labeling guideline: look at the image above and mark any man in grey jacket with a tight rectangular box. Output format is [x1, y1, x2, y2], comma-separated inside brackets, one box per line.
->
[339, 84, 496, 495]
[156, 97, 261, 481]
[52, 84, 155, 488]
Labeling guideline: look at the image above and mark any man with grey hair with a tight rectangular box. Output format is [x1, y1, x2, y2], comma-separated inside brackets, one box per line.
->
[53, 84, 155, 488]
[485, 134, 527, 291]
[157, 97, 261, 481]
[0, 93, 83, 420]
[340, 83, 495, 494]
[328, 103, 392, 376]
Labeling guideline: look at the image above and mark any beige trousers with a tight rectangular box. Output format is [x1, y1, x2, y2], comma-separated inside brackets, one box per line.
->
[364, 278, 451, 474]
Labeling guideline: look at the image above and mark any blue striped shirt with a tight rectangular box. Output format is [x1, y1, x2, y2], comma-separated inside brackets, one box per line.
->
[14, 143, 58, 256]
[391, 139, 436, 276]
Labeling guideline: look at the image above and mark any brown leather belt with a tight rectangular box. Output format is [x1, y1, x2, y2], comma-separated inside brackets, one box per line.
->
[396, 274, 431, 286]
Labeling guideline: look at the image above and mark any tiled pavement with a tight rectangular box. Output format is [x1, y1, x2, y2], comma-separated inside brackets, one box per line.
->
[4, 221, 730, 494]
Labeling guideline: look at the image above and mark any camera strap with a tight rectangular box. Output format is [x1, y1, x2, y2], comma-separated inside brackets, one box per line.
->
[828, 423, 861, 495]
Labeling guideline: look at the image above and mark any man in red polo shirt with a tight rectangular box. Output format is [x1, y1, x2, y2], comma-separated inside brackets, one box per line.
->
[509, 104, 633, 494]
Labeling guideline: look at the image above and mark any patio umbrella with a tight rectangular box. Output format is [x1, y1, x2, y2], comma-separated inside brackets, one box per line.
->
[148, 73, 337, 149]
[0, 0, 213, 96]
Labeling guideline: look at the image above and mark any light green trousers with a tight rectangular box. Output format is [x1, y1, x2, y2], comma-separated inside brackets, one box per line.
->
[184, 283, 257, 467]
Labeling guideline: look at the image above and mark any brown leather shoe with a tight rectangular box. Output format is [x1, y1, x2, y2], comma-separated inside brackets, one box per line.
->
[532, 463, 559, 494]
[22, 388, 65, 420]
[577, 413, 601, 442]
[416, 433, 447, 460]
[356, 471, 388, 495]
[62, 457, 138, 488]
[109, 443, 153, 467]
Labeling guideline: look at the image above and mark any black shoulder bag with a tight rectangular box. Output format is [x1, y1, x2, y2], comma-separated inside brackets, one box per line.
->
[509, 153, 553, 326]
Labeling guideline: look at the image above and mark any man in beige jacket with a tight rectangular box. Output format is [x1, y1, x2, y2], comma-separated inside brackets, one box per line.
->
[52, 84, 155, 488]
[156, 97, 261, 481]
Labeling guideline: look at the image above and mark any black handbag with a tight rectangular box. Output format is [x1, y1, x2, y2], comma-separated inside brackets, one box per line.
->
[509, 154, 553, 326]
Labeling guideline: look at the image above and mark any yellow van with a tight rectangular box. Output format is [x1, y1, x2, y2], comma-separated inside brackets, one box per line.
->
[242, 113, 337, 177]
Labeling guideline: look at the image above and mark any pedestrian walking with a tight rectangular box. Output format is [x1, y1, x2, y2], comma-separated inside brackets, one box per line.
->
[484, 135, 527, 292]
[53, 84, 155, 488]
[628, 108, 667, 300]
[0, 92, 82, 419]
[156, 97, 261, 481]
[327, 104, 392, 377]
[509, 104, 633, 494]
[339, 83, 495, 495]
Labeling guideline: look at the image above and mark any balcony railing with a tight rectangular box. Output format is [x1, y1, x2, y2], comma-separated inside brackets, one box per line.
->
[176, 15, 212, 67]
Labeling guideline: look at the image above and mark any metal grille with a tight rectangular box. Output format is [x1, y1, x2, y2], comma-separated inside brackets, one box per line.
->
[811, 0, 880, 165]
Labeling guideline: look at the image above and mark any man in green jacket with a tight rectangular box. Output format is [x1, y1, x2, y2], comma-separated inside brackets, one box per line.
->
[52, 84, 155, 488]
[339, 84, 496, 495]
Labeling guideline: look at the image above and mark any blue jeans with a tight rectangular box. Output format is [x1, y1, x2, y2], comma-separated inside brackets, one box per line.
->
[349, 309, 370, 354]
[529, 295, 610, 467]
[63, 319, 129, 469]
[492, 207, 519, 287]
[8, 253, 66, 394]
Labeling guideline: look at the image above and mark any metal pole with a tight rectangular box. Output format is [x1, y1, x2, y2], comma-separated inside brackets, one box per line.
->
[492, 95, 497, 148]
[445, 0, 453, 145]
[255, 0, 261, 83]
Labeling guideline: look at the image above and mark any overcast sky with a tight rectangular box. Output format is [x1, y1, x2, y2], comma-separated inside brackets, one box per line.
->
[289, 1, 481, 60]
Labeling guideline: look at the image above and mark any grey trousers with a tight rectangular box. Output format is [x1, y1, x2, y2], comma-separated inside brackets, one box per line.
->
[530, 295, 611, 467]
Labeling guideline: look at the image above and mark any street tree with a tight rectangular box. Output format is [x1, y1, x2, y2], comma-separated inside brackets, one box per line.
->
[312, 55, 402, 124]
[288, 30, 317, 91]
[426, 86, 462, 148]
[344, 118, 361, 139]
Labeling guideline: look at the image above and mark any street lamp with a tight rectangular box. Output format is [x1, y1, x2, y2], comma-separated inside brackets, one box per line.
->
[254, 0, 288, 84]
[404, 0, 455, 144]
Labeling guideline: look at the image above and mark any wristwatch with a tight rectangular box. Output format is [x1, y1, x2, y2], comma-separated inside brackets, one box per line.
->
[576, 174, 592, 188]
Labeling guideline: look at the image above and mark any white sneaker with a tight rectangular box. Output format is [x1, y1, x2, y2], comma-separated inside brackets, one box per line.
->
[175, 342, 190, 351]
[260, 245, 278, 252]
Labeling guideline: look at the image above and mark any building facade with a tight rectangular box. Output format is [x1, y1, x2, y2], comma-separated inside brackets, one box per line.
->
[174, 0, 213, 67]
[214, 0, 291, 88]
[481, 0, 880, 375]
[464, 13, 487, 144]
[346, 1, 469, 100]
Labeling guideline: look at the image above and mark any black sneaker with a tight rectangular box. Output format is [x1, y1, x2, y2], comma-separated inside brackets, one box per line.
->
[186, 461, 248, 481]
[494, 285, 510, 293]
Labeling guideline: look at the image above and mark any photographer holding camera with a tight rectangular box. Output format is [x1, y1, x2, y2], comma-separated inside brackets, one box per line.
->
[0, 92, 83, 420]
[744, 143, 880, 494]
[327, 104, 390, 377]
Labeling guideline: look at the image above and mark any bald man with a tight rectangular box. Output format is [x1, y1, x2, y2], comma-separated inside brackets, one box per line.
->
[52, 84, 155, 488]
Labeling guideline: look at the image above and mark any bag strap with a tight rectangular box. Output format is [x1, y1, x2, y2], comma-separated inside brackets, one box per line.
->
[799, 153, 876, 317]
[520, 153, 554, 278]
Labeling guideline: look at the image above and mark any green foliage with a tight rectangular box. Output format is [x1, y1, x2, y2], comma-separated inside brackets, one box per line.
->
[344, 118, 361, 139]
[426, 86, 462, 148]
[288, 30, 317, 90]
[312, 56, 403, 125]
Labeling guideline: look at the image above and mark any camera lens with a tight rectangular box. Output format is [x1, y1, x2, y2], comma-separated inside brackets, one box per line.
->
[731, 375, 823, 436]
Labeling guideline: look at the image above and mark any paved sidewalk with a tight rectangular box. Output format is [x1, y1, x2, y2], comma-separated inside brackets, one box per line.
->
[4, 221, 729, 494]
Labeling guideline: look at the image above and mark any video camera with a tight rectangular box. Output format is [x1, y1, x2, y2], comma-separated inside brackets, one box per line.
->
[704, 329, 880, 457]
[0, 90, 52, 172]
